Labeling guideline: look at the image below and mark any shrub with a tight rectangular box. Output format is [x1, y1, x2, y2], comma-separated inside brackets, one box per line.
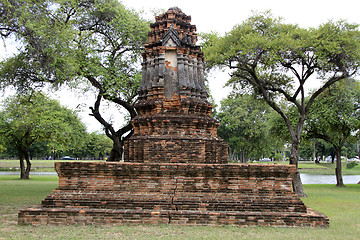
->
[346, 161, 359, 169]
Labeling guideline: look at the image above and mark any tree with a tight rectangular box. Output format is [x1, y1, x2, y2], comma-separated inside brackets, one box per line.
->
[84, 132, 112, 160]
[203, 12, 360, 196]
[0, 142, 5, 154]
[0, 0, 149, 161]
[0, 0, 75, 89]
[0, 92, 87, 179]
[299, 138, 325, 163]
[270, 106, 338, 163]
[305, 79, 360, 186]
[216, 94, 275, 162]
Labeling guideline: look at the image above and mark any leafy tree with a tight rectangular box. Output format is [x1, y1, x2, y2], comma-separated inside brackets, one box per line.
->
[27, 141, 50, 160]
[345, 141, 360, 159]
[216, 94, 275, 162]
[0, 0, 149, 161]
[203, 12, 360, 196]
[84, 132, 112, 160]
[298, 138, 327, 163]
[305, 79, 360, 186]
[0, 92, 87, 179]
[0, 0, 74, 89]
[0, 142, 5, 154]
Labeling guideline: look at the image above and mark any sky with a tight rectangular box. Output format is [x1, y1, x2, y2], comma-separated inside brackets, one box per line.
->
[1, 0, 360, 132]
[121, 0, 360, 32]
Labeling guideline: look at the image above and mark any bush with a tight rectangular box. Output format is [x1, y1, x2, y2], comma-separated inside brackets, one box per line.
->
[346, 161, 359, 169]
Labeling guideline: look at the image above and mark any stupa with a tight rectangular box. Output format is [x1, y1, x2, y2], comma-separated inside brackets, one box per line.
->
[18, 7, 328, 227]
[124, 7, 228, 163]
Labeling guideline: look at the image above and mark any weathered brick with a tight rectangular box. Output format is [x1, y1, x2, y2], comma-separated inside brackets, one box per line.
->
[18, 162, 329, 227]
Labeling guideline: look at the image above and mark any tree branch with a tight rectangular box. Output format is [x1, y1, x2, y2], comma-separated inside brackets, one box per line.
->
[89, 93, 116, 139]
[306, 73, 350, 114]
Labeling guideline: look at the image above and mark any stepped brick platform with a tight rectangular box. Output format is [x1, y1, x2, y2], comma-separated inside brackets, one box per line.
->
[18, 7, 328, 227]
[18, 162, 328, 227]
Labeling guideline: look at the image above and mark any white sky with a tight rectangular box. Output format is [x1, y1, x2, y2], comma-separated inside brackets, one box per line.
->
[122, 0, 360, 32]
[120, 0, 360, 114]
[1, 0, 360, 132]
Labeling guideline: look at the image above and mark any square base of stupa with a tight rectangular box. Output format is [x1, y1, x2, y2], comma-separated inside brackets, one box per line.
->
[18, 162, 328, 227]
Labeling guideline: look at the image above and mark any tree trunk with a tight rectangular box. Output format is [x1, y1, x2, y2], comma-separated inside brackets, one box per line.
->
[240, 151, 244, 163]
[331, 152, 335, 164]
[289, 138, 307, 197]
[107, 137, 123, 162]
[335, 146, 345, 187]
[19, 153, 26, 179]
[24, 151, 31, 179]
[228, 146, 235, 161]
[313, 140, 316, 163]
[19, 150, 31, 179]
[239, 149, 246, 163]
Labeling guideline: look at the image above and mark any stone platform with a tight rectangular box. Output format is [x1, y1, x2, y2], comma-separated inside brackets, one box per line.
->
[18, 162, 328, 227]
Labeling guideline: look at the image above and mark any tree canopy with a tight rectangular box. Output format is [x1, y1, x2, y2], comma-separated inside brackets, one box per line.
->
[216, 94, 279, 162]
[203, 11, 360, 196]
[0, 91, 87, 179]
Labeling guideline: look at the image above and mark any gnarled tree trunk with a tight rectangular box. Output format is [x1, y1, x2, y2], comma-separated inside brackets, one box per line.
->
[89, 92, 136, 162]
[107, 136, 123, 162]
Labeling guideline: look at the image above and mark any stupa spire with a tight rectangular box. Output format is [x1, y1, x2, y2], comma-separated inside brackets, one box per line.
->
[138, 7, 207, 101]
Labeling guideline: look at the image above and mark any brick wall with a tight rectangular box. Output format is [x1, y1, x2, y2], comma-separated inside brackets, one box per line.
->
[18, 162, 329, 227]
[125, 137, 228, 163]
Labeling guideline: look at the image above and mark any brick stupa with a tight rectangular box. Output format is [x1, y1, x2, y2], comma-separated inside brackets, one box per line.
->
[18, 8, 328, 227]
[124, 7, 227, 163]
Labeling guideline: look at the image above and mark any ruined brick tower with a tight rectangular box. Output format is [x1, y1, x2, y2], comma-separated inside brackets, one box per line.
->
[124, 7, 228, 163]
[18, 8, 328, 227]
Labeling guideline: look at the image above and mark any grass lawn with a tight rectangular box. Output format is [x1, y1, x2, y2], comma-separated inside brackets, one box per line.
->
[298, 162, 360, 175]
[0, 159, 105, 172]
[0, 176, 359, 240]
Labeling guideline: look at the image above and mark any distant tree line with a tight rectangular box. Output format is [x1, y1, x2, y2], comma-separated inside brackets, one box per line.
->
[0, 131, 112, 161]
[1, 133, 112, 161]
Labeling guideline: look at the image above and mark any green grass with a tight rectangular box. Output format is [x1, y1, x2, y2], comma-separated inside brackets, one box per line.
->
[0, 159, 105, 172]
[299, 162, 360, 175]
[0, 176, 359, 240]
[0, 176, 59, 215]
[298, 163, 329, 169]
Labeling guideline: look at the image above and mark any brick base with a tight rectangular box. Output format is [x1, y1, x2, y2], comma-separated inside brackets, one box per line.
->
[18, 208, 327, 227]
[18, 162, 329, 227]
[125, 136, 228, 163]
